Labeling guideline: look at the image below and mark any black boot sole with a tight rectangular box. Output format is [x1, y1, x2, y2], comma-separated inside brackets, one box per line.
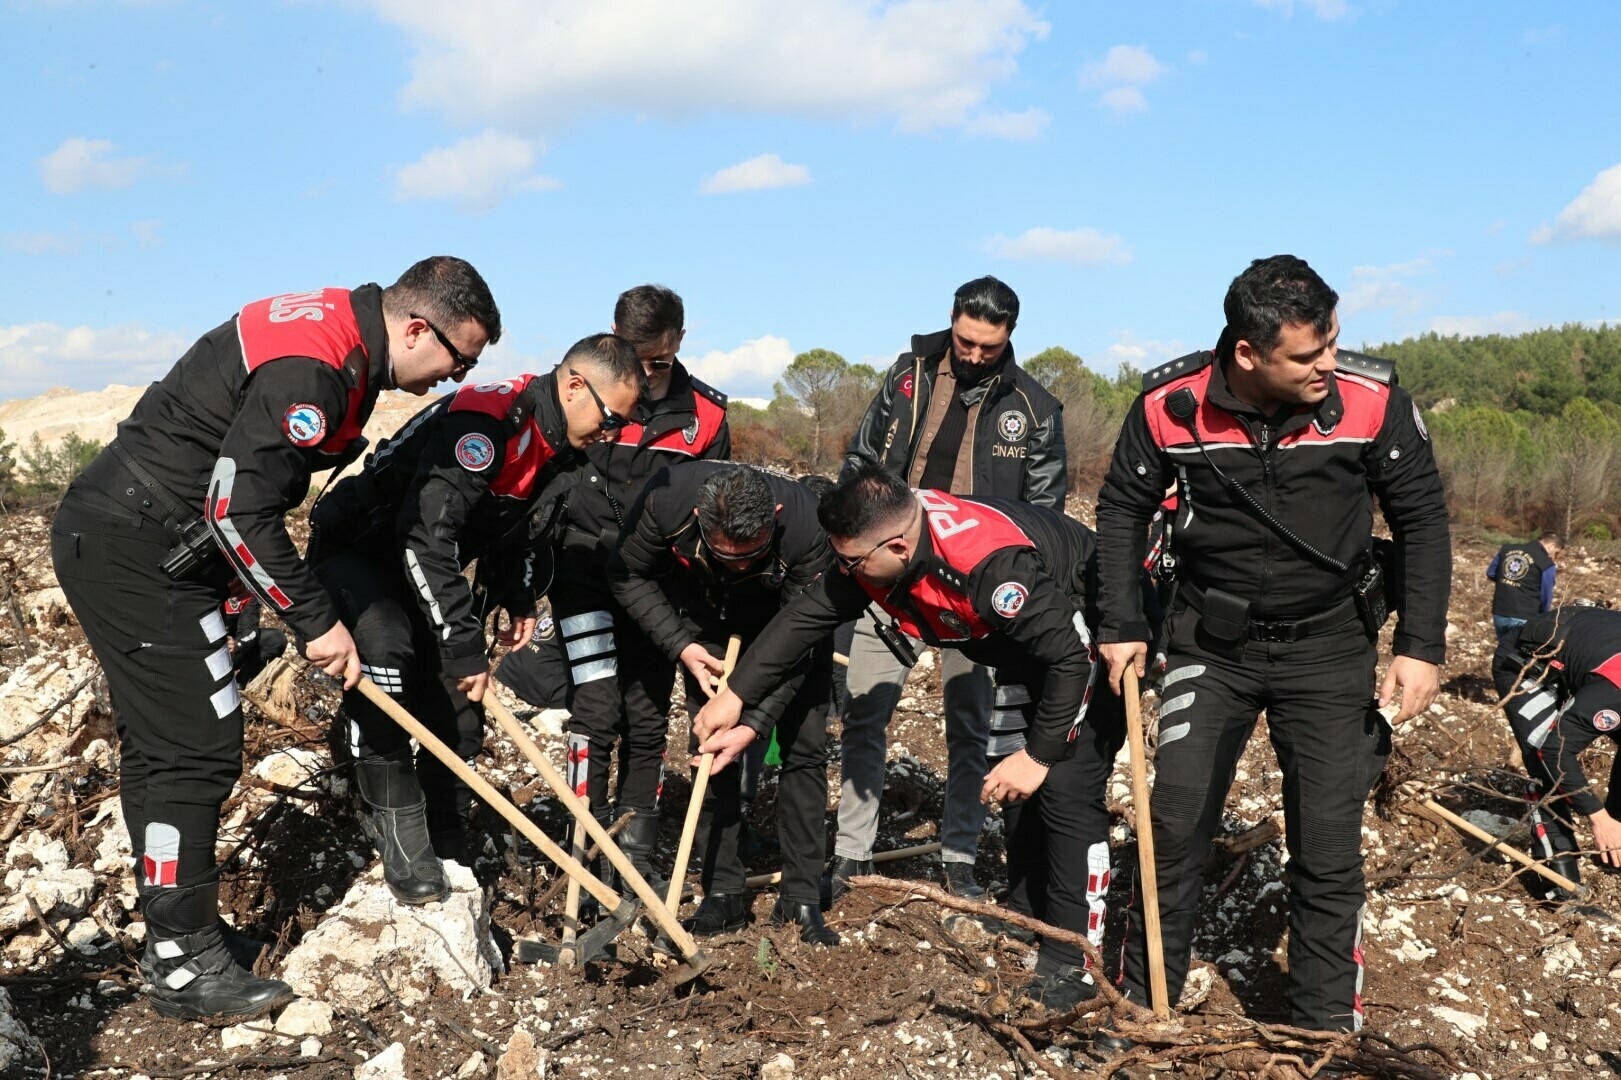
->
[149, 985, 297, 1023]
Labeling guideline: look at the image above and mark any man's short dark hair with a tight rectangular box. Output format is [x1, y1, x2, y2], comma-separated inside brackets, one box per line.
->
[562, 333, 647, 393]
[614, 285, 685, 349]
[798, 474, 836, 501]
[952, 276, 1019, 331]
[696, 466, 775, 543]
[382, 256, 502, 344]
[1222, 255, 1338, 359]
[818, 464, 915, 541]
[1541, 530, 1565, 548]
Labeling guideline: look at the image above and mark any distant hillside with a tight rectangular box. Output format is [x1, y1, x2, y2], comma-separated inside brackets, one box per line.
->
[1373, 323, 1621, 416]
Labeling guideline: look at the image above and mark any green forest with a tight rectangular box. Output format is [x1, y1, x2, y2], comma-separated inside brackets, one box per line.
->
[729, 323, 1621, 541]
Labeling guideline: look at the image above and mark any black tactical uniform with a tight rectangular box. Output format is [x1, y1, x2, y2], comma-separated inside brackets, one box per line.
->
[51, 284, 392, 1019]
[1096, 349, 1451, 1031]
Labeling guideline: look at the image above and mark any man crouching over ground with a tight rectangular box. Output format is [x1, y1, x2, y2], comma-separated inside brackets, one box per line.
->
[692, 465, 1123, 1008]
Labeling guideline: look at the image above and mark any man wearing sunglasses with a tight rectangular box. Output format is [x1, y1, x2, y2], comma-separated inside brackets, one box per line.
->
[49, 257, 499, 1021]
[504, 285, 731, 898]
[690, 465, 1122, 1006]
[306, 335, 643, 905]
[608, 462, 839, 946]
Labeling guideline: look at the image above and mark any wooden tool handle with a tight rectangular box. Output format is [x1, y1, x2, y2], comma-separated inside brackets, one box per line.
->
[665, 634, 743, 912]
[1418, 797, 1581, 894]
[1124, 667, 1170, 1019]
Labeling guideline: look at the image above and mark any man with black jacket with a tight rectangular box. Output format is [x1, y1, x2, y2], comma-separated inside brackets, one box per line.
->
[49, 257, 499, 1021]
[1493, 604, 1621, 897]
[833, 276, 1066, 903]
[1487, 532, 1564, 646]
[608, 462, 838, 945]
[538, 286, 730, 886]
[309, 335, 643, 904]
[691, 466, 1123, 1007]
[1095, 255, 1451, 1039]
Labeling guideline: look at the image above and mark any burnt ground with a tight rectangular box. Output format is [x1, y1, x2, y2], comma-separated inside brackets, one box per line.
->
[4, 502, 1621, 1079]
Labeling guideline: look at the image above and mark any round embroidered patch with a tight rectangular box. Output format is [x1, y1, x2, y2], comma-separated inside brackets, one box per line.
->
[939, 611, 970, 635]
[455, 432, 497, 472]
[991, 581, 1028, 618]
[997, 409, 1028, 442]
[534, 615, 555, 641]
[282, 403, 327, 447]
[1594, 709, 1619, 732]
[1503, 551, 1531, 582]
[1412, 402, 1429, 442]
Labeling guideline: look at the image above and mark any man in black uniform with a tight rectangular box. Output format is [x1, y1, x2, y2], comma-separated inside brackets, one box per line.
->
[224, 597, 288, 686]
[691, 465, 1123, 1005]
[541, 286, 730, 887]
[608, 462, 838, 944]
[1494, 604, 1621, 895]
[834, 276, 1068, 904]
[50, 257, 499, 1020]
[1095, 255, 1450, 1039]
[1487, 531, 1564, 646]
[309, 335, 644, 903]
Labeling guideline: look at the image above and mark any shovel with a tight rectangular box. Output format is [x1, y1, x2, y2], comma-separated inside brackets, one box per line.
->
[354, 678, 681, 973]
[1124, 667, 1171, 1019]
[481, 691, 714, 981]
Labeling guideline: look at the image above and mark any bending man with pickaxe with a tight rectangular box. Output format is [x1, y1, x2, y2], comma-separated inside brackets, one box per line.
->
[609, 462, 840, 945]
[691, 464, 1122, 1008]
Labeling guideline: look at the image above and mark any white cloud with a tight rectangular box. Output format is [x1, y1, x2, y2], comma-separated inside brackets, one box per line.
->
[1252, 0, 1352, 20]
[392, 130, 560, 212]
[365, 0, 1048, 137]
[984, 226, 1131, 266]
[684, 335, 796, 398]
[1428, 312, 1537, 338]
[961, 107, 1049, 141]
[1105, 332, 1188, 372]
[5, 230, 83, 255]
[698, 153, 811, 195]
[1078, 45, 1166, 115]
[1340, 257, 1435, 316]
[0, 321, 191, 398]
[37, 137, 166, 194]
[1530, 163, 1621, 244]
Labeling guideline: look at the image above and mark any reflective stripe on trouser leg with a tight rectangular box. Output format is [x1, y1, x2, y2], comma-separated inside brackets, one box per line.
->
[560, 611, 617, 685]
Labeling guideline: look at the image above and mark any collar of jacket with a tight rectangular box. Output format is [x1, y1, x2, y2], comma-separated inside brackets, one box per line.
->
[352, 283, 392, 397]
[532, 370, 578, 462]
[634, 359, 701, 438]
[1204, 352, 1344, 438]
[910, 328, 1017, 388]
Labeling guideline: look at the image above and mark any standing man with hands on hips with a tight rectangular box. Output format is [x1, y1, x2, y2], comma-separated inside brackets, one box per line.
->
[1094, 255, 1451, 1046]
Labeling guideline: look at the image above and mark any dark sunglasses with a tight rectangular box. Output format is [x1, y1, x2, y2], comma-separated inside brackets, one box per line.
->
[836, 533, 903, 574]
[411, 312, 477, 372]
[700, 525, 774, 565]
[570, 369, 627, 432]
[643, 358, 676, 371]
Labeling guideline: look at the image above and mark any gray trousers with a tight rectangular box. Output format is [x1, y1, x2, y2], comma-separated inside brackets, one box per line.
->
[834, 613, 993, 864]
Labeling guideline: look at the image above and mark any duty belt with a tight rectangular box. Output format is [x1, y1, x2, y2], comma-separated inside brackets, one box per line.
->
[1182, 583, 1358, 643]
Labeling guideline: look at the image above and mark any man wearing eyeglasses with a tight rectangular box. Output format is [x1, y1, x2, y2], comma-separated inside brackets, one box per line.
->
[49, 257, 499, 1021]
[518, 285, 731, 896]
[306, 335, 644, 906]
[690, 465, 1121, 1005]
[608, 462, 839, 945]
[833, 276, 1067, 907]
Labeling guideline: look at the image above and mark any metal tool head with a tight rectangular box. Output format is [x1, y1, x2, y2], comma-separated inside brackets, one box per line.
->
[512, 897, 642, 966]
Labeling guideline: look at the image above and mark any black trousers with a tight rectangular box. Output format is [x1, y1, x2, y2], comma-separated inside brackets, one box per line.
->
[690, 638, 830, 908]
[1494, 654, 1580, 856]
[313, 546, 484, 833]
[1117, 611, 1390, 1032]
[1000, 686, 1124, 970]
[550, 551, 674, 815]
[51, 476, 244, 889]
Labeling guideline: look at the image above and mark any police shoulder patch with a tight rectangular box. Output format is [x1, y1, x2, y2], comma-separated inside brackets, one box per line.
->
[1593, 709, 1619, 732]
[1335, 350, 1395, 385]
[1142, 351, 1213, 391]
[1412, 402, 1429, 442]
[455, 431, 497, 472]
[282, 402, 328, 447]
[991, 581, 1028, 618]
[690, 376, 728, 408]
[997, 409, 1028, 442]
[1503, 550, 1532, 582]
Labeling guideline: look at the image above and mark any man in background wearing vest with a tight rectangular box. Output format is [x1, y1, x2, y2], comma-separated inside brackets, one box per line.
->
[540, 286, 731, 892]
[50, 258, 500, 1021]
[832, 276, 1066, 905]
[1487, 531, 1564, 646]
[309, 336, 643, 906]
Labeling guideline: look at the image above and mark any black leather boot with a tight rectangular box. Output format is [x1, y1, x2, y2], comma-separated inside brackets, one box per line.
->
[941, 861, 986, 900]
[824, 856, 874, 905]
[771, 897, 840, 946]
[616, 811, 666, 897]
[140, 877, 296, 1021]
[133, 853, 263, 971]
[354, 750, 450, 905]
[685, 893, 749, 936]
[1547, 852, 1584, 902]
[1022, 949, 1098, 1011]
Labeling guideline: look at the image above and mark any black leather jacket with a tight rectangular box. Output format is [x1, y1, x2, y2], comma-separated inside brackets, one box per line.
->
[840, 329, 1067, 507]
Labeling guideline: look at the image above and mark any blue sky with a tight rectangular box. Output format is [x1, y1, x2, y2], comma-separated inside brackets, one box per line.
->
[3, 0, 1619, 404]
